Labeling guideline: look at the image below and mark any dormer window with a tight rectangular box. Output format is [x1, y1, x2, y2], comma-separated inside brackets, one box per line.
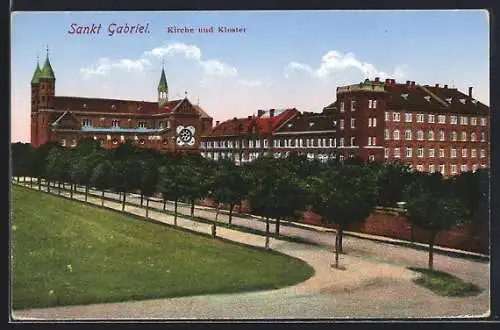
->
[111, 104, 117, 110]
[368, 99, 377, 109]
[83, 103, 87, 109]
[446, 98, 452, 103]
[309, 122, 315, 127]
[459, 98, 466, 104]
[424, 96, 431, 102]
[112, 120, 120, 128]
[401, 93, 409, 100]
[139, 121, 146, 128]
[82, 119, 92, 127]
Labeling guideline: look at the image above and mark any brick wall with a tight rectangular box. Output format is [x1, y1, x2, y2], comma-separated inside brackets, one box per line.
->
[196, 199, 488, 254]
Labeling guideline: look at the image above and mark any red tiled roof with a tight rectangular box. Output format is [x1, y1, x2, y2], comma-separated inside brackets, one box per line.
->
[208, 108, 299, 137]
[52, 96, 182, 114]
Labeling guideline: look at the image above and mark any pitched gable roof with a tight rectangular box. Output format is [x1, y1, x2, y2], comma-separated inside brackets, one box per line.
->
[51, 111, 81, 130]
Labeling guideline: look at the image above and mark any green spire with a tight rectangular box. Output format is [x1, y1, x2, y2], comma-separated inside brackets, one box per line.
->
[31, 55, 42, 85]
[157, 60, 168, 92]
[39, 45, 55, 80]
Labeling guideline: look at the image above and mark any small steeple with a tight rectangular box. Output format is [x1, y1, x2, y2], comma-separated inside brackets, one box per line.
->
[31, 54, 42, 85]
[157, 59, 168, 92]
[40, 45, 55, 80]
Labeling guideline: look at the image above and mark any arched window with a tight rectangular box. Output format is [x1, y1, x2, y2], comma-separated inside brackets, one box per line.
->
[471, 132, 477, 141]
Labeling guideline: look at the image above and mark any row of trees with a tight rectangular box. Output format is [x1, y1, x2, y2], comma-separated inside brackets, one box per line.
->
[11, 140, 489, 270]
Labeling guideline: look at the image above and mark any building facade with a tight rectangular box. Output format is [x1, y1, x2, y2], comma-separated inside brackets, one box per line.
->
[332, 78, 490, 176]
[30, 51, 213, 154]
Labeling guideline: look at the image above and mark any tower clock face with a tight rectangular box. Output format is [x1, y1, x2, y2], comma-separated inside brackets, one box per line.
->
[176, 125, 195, 146]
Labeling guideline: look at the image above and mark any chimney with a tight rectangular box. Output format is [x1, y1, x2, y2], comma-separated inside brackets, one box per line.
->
[444, 84, 448, 89]
[258, 109, 264, 117]
[406, 80, 411, 86]
[411, 81, 416, 88]
[385, 78, 390, 84]
[391, 79, 395, 84]
[375, 77, 380, 82]
[469, 87, 473, 98]
[233, 117, 237, 121]
[269, 109, 275, 118]
[247, 115, 252, 120]
[215, 120, 220, 126]
[435, 83, 439, 88]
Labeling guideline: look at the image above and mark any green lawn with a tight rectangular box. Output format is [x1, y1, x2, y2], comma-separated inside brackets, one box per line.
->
[11, 185, 314, 310]
[408, 267, 482, 297]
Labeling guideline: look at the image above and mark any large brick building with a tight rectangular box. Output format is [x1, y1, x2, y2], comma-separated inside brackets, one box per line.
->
[30, 51, 213, 154]
[201, 78, 489, 176]
[332, 78, 490, 175]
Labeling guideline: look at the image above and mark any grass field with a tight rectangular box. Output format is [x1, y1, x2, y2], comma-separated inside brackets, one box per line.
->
[408, 267, 482, 297]
[11, 185, 314, 310]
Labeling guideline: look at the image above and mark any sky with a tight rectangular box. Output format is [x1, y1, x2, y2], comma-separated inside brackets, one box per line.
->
[11, 10, 489, 143]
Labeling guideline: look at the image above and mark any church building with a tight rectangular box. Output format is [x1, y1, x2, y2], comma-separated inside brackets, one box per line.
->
[30, 49, 213, 154]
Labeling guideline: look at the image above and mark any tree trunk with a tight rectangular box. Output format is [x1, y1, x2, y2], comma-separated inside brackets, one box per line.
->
[229, 204, 235, 226]
[16, 176, 19, 183]
[70, 183, 73, 199]
[428, 231, 437, 270]
[275, 217, 281, 237]
[38, 176, 41, 190]
[58, 182, 61, 195]
[334, 229, 340, 268]
[174, 198, 178, 226]
[85, 184, 89, 202]
[145, 197, 149, 218]
[140, 193, 144, 207]
[265, 216, 270, 249]
[30, 176, 33, 188]
[338, 225, 344, 253]
[122, 192, 126, 211]
[191, 199, 195, 218]
[47, 179, 51, 193]
[215, 203, 220, 221]
[101, 190, 105, 206]
[163, 199, 166, 211]
[212, 221, 217, 239]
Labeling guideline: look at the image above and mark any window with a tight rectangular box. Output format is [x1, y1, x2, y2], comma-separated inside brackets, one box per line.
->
[450, 116, 458, 125]
[340, 101, 345, 112]
[438, 115, 446, 124]
[112, 120, 120, 128]
[393, 129, 400, 140]
[471, 149, 477, 158]
[249, 140, 254, 148]
[405, 147, 412, 158]
[368, 137, 372, 146]
[385, 129, 390, 140]
[461, 164, 468, 172]
[439, 164, 445, 175]
[417, 164, 424, 172]
[471, 132, 477, 142]
[61, 139, 66, 147]
[429, 149, 435, 158]
[439, 149, 445, 158]
[350, 136, 356, 146]
[451, 148, 457, 158]
[460, 116, 468, 125]
[405, 113, 412, 122]
[369, 155, 375, 161]
[461, 132, 467, 141]
[451, 164, 457, 175]
[393, 112, 401, 121]
[340, 119, 344, 130]
[159, 121, 164, 129]
[385, 111, 390, 121]
[405, 129, 412, 140]
[416, 113, 424, 123]
[384, 148, 389, 158]
[351, 100, 357, 111]
[394, 148, 401, 158]
[139, 121, 146, 128]
[428, 130, 435, 141]
[462, 148, 468, 158]
[417, 130, 424, 141]
[82, 119, 92, 127]
[450, 131, 457, 141]
[429, 164, 435, 173]
[417, 148, 424, 158]
[166, 120, 171, 129]
[372, 117, 377, 127]
[472, 164, 478, 172]
[480, 149, 486, 158]
[481, 132, 486, 142]
[368, 99, 377, 109]
[428, 114, 435, 123]
[372, 137, 377, 145]
[350, 118, 356, 129]
[471, 117, 477, 125]
[439, 129, 445, 141]
[317, 138, 322, 147]
[235, 140, 240, 148]
[368, 118, 373, 127]
[480, 117, 487, 126]
[339, 138, 345, 147]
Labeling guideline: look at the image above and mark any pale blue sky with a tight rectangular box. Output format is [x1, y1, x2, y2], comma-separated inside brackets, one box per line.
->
[11, 10, 489, 142]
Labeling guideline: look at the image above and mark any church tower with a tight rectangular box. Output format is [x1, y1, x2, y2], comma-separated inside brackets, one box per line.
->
[158, 61, 169, 107]
[30, 56, 42, 147]
[38, 46, 56, 109]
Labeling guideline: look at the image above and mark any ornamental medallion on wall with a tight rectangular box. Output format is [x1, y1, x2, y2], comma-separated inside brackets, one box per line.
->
[176, 125, 195, 146]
